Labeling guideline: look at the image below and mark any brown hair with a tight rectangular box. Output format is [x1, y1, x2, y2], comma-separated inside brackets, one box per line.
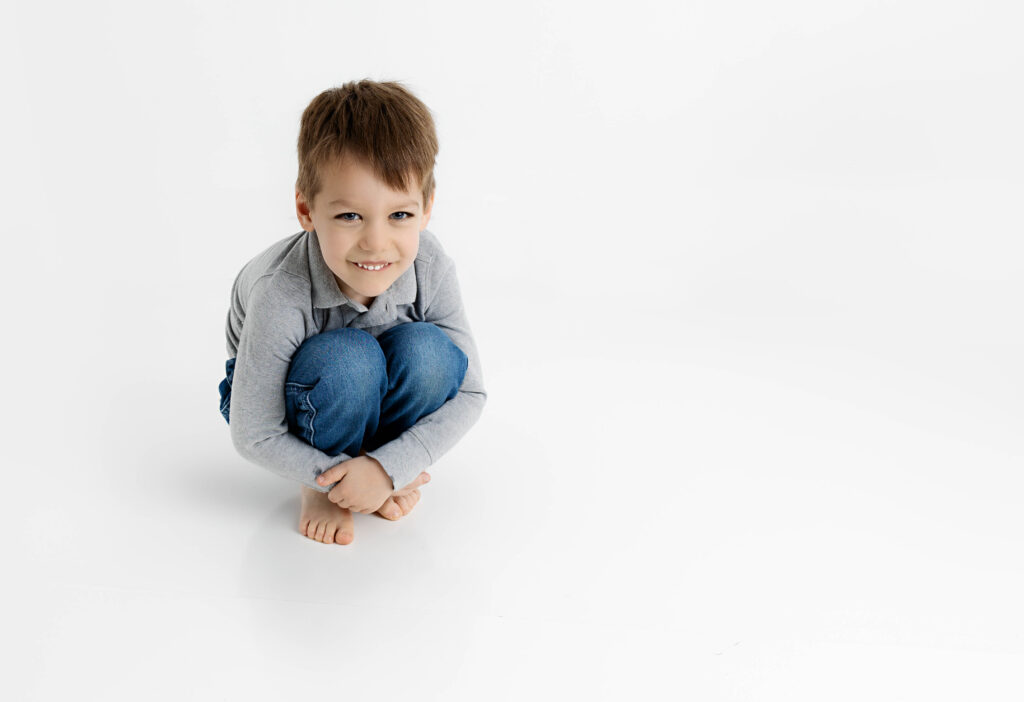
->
[296, 79, 438, 210]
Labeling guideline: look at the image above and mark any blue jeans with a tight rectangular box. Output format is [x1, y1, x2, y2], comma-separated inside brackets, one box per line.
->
[219, 322, 468, 460]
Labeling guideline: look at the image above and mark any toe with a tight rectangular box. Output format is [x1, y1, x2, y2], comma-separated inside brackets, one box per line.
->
[315, 521, 327, 542]
[396, 493, 418, 514]
[324, 523, 338, 544]
[377, 497, 400, 520]
[336, 509, 355, 544]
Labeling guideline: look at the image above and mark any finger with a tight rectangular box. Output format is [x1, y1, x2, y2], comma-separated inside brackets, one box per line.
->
[405, 472, 429, 490]
[395, 483, 425, 500]
[327, 484, 351, 508]
[317, 464, 348, 488]
[395, 472, 431, 495]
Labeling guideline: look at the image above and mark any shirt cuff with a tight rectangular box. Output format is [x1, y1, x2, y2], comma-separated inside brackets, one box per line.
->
[365, 429, 433, 492]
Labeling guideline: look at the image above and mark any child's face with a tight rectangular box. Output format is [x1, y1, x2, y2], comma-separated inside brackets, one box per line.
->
[296, 153, 433, 306]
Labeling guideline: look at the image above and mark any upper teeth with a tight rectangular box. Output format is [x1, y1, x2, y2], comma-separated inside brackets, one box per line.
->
[356, 262, 389, 271]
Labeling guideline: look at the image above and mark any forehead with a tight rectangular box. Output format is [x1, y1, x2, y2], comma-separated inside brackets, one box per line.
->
[318, 154, 421, 204]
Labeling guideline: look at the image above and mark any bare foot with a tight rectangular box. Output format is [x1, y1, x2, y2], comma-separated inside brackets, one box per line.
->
[299, 485, 354, 544]
[375, 489, 422, 521]
[359, 448, 427, 522]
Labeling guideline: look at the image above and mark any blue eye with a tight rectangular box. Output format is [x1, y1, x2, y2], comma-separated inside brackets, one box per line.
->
[335, 212, 413, 221]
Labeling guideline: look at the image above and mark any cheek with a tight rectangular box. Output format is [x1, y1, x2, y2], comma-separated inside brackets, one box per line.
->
[320, 235, 353, 257]
[402, 235, 421, 258]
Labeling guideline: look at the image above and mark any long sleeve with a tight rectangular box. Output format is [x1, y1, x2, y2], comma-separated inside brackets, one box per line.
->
[229, 275, 350, 493]
[365, 258, 487, 490]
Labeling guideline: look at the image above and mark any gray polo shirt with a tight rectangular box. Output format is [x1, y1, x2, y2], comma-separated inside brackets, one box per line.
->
[224, 228, 486, 493]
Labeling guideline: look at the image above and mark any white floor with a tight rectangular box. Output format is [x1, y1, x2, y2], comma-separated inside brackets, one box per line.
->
[6, 303, 1022, 700]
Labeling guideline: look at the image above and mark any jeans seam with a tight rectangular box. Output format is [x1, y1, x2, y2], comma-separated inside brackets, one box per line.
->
[305, 392, 317, 447]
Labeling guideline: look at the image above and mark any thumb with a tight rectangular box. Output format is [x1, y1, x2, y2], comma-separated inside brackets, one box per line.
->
[316, 462, 348, 487]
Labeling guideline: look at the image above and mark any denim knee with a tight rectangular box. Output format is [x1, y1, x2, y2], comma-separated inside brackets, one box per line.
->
[380, 322, 468, 400]
[287, 327, 387, 397]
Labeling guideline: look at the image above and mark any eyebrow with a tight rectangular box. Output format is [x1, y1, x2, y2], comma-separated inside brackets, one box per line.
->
[328, 198, 420, 209]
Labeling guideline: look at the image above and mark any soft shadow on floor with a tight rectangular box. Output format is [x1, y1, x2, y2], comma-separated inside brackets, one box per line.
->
[156, 451, 294, 523]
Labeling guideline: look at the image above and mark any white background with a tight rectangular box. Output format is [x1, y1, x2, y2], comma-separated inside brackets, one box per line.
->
[2, 0, 1021, 699]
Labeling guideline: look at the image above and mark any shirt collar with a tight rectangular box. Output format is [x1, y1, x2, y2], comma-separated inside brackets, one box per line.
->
[307, 229, 417, 312]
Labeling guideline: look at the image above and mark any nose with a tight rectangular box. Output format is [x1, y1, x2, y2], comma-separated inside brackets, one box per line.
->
[359, 220, 390, 253]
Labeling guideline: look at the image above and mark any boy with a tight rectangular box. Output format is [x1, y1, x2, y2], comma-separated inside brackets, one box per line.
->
[218, 79, 487, 545]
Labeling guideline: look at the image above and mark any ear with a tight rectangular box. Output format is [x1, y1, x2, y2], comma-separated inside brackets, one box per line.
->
[420, 191, 435, 231]
[295, 188, 315, 231]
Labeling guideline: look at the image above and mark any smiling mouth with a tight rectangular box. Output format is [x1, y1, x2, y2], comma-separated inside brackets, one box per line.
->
[351, 261, 393, 272]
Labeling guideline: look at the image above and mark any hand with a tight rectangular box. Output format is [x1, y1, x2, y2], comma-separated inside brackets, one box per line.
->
[393, 470, 431, 496]
[356, 448, 431, 497]
[376, 472, 431, 521]
[317, 456, 393, 514]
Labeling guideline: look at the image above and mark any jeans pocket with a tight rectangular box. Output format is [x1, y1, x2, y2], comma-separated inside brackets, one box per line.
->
[284, 382, 318, 444]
